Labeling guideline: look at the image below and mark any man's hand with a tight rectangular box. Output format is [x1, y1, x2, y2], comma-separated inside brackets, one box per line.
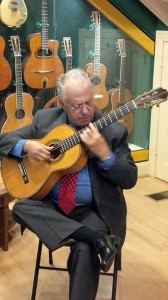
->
[23, 140, 53, 162]
[80, 123, 111, 160]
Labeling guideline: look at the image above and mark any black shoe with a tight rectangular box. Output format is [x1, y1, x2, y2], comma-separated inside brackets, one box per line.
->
[96, 234, 121, 272]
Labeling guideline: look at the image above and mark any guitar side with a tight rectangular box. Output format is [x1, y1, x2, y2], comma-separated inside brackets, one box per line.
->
[0, 0, 27, 27]
[23, 33, 64, 89]
[1, 93, 34, 133]
[85, 63, 109, 111]
[0, 36, 12, 91]
[110, 88, 134, 133]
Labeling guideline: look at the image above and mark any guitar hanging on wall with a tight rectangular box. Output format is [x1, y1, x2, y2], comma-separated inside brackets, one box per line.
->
[109, 39, 134, 133]
[1, 87, 168, 200]
[44, 36, 73, 108]
[23, 0, 64, 89]
[0, 36, 12, 91]
[84, 11, 109, 111]
[0, 0, 27, 27]
[1, 36, 34, 133]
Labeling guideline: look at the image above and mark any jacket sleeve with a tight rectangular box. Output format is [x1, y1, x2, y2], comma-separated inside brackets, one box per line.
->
[0, 112, 40, 156]
[96, 124, 138, 189]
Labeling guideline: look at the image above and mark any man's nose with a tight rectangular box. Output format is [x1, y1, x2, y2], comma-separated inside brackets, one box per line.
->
[81, 103, 89, 112]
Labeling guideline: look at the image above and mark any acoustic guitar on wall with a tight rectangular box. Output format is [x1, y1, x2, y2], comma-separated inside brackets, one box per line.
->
[109, 39, 134, 133]
[84, 11, 109, 111]
[23, 0, 64, 89]
[0, 0, 27, 27]
[1, 36, 34, 133]
[0, 36, 12, 91]
[44, 37, 73, 109]
[1, 87, 168, 200]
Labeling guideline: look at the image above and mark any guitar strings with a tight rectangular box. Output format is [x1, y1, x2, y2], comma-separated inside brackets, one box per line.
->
[51, 100, 136, 153]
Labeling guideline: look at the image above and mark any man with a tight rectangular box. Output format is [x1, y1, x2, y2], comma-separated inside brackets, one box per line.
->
[0, 69, 137, 300]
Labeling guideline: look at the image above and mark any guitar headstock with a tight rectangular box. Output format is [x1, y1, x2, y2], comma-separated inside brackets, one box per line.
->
[62, 37, 72, 58]
[10, 36, 21, 57]
[135, 87, 168, 109]
[117, 39, 126, 57]
[91, 11, 100, 29]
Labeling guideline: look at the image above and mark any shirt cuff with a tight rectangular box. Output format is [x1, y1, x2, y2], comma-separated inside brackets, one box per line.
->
[97, 152, 116, 169]
[10, 139, 27, 158]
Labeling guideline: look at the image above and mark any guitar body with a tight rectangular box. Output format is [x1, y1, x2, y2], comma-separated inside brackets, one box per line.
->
[0, 36, 12, 91]
[23, 33, 64, 89]
[85, 63, 109, 111]
[110, 88, 134, 133]
[1, 93, 34, 133]
[0, 0, 27, 27]
[1, 125, 88, 200]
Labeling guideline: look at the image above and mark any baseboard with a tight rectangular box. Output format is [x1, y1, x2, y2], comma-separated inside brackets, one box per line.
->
[136, 161, 149, 177]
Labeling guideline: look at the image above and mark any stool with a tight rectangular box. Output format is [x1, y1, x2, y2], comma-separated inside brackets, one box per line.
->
[31, 239, 121, 300]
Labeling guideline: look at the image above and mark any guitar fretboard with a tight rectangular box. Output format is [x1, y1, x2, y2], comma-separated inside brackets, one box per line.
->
[15, 55, 23, 109]
[119, 56, 126, 105]
[51, 100, 137, 156]
[41, 0, 48, 54]
[66, 57, 72, 71]
[94, 24, 100, 77]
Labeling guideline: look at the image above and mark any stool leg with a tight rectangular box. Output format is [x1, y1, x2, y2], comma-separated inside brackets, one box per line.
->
[49, 250, 53, 265]
[31, 240, 43, 300]
[118, 252, 122, 271]
[111, 255, 120, 300]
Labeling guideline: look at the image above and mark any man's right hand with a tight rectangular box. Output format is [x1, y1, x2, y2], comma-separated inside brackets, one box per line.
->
[23, 140, 53, 162]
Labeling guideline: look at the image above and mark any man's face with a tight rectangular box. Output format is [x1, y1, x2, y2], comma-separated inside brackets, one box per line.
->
[60, 79, 95, 127]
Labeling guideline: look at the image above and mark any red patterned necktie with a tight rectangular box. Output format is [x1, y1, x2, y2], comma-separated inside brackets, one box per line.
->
[58, 173, 78, 215]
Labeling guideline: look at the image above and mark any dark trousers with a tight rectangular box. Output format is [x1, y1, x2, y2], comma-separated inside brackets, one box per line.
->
[13, 198, 108, 300]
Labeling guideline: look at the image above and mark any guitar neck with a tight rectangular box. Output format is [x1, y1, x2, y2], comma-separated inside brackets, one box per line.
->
[66, 57, 72, 71]
[94, 26, 100, 77]
[51, 100, 137, 157]
[41, 0, 49, 53]
[119, 56, 126, 105]
[15, 55, 23, 109]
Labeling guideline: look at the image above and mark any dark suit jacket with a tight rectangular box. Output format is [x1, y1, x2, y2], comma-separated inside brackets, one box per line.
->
[0, 107, 137, 243]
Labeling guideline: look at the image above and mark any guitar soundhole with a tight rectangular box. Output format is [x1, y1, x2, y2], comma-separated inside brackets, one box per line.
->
[36, 48, 53, 57]
[50, 144, 61, 159]
[15, 109, 25, 120]
[92, 76, 101, 86]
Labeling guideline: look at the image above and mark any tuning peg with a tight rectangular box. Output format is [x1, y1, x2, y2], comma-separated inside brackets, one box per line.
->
[88, 51, 94, 58]
[89, 24, 94, 31]
[35, 21, 42, 28]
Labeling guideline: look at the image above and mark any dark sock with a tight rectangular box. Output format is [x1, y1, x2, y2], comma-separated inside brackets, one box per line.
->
[69, 226, 104, 247]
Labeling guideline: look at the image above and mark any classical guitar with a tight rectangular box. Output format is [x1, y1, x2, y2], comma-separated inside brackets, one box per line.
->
[1, 87, 168, 200]
[109, 39, 134, 133]
[23, 0, 64, 89]
[0, 0, 27, 27]
[43, 36, 73, 108]
[84, 11, 109, 111]
[1, 36, 34, 133]
[0, 36, 12, 91]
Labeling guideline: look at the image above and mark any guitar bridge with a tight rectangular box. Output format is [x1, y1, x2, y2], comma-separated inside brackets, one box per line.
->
[42, 77, 48, 89]
[17, 159, 29, 184]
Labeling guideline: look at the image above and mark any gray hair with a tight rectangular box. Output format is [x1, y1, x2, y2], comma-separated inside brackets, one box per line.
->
[57, 68, 92, 100]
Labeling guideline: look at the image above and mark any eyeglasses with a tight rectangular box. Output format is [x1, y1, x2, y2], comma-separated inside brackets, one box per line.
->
[68, 100, 95, 112]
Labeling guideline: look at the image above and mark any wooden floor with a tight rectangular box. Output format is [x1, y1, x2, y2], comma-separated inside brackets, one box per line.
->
[0, 176, 168, 300]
